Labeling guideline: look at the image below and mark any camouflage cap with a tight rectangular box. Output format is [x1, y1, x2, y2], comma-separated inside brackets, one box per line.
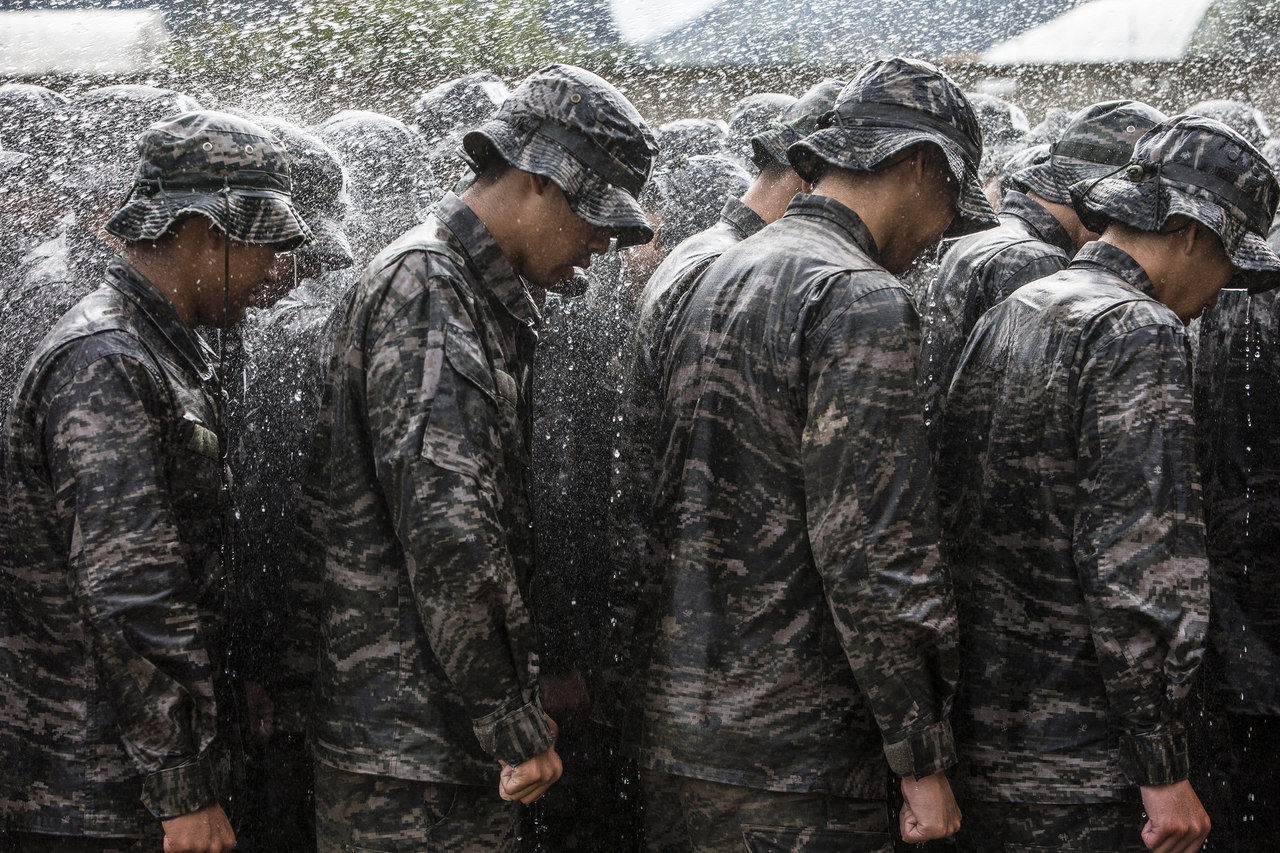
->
[725, 92, 796, 170]
[462, 63, 658, 247]
[105, 110, 312, 250]
[1001, 142, 1050, 191]
[1071, 114, 1280, 291]
[751, 78, 845, 172]
[413, 72, 511, 148]
[656, 117, 729, 167]
[642, 154, 752, 249]
[1026, 107, 1073, 147]
[788, 57, 998, 238]
[254, 116, 353, 269]
[1187, 99, 1271, 150]
[1015, 100, 1166, 205]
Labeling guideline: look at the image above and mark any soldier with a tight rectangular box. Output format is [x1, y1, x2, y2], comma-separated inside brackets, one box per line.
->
[0, 110, 311, 853]
[604, 79, 843, 724]
[936, 114, 1280, 851]
[631, 57, 996, 852]
[722, 91, 796, 174]
[918, 100, 1165, 452]
[291, 63, 656, 853]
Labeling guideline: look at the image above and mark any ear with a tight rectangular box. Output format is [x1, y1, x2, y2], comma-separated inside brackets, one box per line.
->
[1180, 221, 1202, 257]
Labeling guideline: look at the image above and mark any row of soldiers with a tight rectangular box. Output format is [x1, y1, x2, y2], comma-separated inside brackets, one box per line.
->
[0, 56, 1276, 853]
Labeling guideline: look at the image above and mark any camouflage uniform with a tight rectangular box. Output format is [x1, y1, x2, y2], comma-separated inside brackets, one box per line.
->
[630, 58, 996, 852]
[936, 116, 1280, 845]
[0, 112, 308, 844]
[918, 100, 1165, 452]
[1191, 285, 1280, 846]
[292, 64, 655, 852]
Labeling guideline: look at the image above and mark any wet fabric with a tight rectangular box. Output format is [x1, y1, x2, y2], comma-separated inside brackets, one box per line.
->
[314, 765, 519, 853]
[641, 769, 893, 853]
[937, 241, 1209, 802]
[288, 192, 553, 785]
[1193, 288, 1280, 717]
[631, 193, 959, 798]
[917, 189, 1074, 454]
[0, 259, 230, 837]
[750, 79, 844, 171]
[954, 800, 1147, 851]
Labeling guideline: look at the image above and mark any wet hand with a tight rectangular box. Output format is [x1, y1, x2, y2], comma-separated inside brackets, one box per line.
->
[162, 802, 236, 852]
[1140, 780, 1210, 853]
[498, 746, 563, 804]
[899, 772, 961, 843]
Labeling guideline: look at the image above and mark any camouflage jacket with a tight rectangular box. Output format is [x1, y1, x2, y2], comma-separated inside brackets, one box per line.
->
[918, 190, 1073, 453]
[602, 197, 769, 693]
[633, 193, 959, 797]
[1194, 288, 1280, 715]
[937, 241, 1209, 802]
[0, 258, 229, 837]
[291, 192, 554, 785]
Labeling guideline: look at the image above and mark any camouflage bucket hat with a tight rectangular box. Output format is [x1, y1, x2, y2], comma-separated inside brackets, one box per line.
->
[462, 63, 658, 247]
[751, 78, 844, 171]
[1071, 115, 1280, 291]
[726, 92, 796, 168]
[1014, 100, 1165, 205]
[255, 116, 353, 269]
[106, 111, 312, 250]
[788, 57, 998, 239]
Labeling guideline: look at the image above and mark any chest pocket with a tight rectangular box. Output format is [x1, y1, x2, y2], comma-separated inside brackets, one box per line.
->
[421, 325, 519, 494]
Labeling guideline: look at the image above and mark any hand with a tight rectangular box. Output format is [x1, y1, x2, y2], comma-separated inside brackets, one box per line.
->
[539, 670, 591, 733]
[899, 772, 961, 843]
[498, 716, 562, 804]
[162, 803, 236, 852]
[244, 680, 275, 742]
[1140, 780, 1210, 853]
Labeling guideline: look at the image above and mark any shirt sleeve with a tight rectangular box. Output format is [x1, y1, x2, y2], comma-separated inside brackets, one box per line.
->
[364, 258, 552, 766]
[1074, 323, 1209, 786]
[43, 351, 222, 820]
[802, 280, 961, 779]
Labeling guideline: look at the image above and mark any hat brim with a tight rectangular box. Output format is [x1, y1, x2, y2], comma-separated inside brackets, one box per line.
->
[1074, 176, 1280, 291]
[463, 122, 655, 248]
[788, 126, 998, 239]
[750, 126, 799, 171]
[298, 211, 354, 269]
[105, 188, 313, 250]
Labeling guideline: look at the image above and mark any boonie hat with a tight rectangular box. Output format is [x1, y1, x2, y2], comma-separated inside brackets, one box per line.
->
[1014, 100, 1165, 205]
[751, 79, 844, 171]
[1071, 114, 1280, 292]
[788, 57, 998, 238]
[462, 63, 658, 248]
[106, 110, 312, 250]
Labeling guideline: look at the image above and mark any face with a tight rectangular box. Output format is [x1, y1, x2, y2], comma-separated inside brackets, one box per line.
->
[520, 180, 615, 291]
[222, 241, 284, 325]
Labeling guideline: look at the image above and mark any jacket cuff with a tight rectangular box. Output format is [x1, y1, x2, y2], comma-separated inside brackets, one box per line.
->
[141, 749, 226, 820]
[883, 720, 957, 779]
[1119, 726, 1190, 786]
[472, 693, 555, 766]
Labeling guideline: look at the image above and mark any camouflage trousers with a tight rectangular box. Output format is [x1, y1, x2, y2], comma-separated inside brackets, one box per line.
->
[953, 800, 1147, 852]
[314, 764, 519, 853]
[641, 769, 893, 853]
[0, 833, 149, 853]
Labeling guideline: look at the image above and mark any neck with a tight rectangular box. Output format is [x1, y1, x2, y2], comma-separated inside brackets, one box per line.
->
[1028, 191, 1096, 251]
[741, 168, 804, 225]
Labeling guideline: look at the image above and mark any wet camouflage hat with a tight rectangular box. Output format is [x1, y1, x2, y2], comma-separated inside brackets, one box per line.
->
[254, 116, 353, 269]
[1071, 115, 1280, 291]
[413, 72, 510, 149]
[1001, 142, 1050, 190]
[726, 92, 796, 170]
[751, 79, 844, 171]
[1026, 106, 1073, 147]
[643, 154, 752, 249]
[106, 110, 312, 250]
[656, 117, 729, 167]
[1015, 100, 1166, 205]
[788, 57, 998, 238]
[0, 83, 70, 154]
[462, 63, 658, 247]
